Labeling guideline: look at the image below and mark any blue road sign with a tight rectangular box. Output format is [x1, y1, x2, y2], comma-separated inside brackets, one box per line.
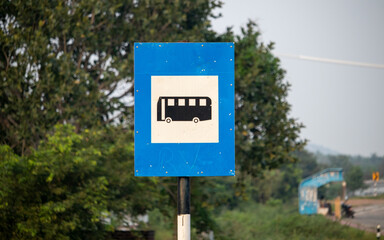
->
[134, 42, 235, 177]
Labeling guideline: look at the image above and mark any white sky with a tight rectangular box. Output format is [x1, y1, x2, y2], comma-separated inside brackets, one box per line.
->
[211, 0, 384, 156]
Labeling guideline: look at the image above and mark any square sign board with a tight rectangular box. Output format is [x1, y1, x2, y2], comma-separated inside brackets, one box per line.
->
[134, 42, 235, 177]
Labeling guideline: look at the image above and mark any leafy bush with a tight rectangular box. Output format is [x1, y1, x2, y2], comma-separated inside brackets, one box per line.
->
[213, 202, 374, 240]
[0, 125, 162, 239]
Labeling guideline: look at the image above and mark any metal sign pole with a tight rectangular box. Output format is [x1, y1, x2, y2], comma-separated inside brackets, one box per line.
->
[177, 177, 190, 240]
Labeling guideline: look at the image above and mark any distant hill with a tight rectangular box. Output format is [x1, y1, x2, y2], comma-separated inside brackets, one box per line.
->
[305, 143, 339, 156]
[304, 143, 384, 180]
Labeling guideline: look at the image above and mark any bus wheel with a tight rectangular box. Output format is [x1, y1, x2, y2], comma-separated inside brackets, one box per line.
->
[193, 117, 199, 123]
[165, 117, 172, 123]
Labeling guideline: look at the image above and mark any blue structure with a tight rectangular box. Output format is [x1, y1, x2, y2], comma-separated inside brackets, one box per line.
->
[299, 168, 344, 215]
[134, 43, 235, 177]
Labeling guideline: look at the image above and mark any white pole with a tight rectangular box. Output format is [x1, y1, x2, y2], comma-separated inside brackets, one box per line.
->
[177, 214, 191, 240]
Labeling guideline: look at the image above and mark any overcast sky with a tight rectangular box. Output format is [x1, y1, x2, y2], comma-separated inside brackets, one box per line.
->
[211, 0, 384, 156]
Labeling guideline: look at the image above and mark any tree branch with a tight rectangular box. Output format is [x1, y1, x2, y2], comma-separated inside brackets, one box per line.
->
[110, 86, 133, 101]
[77, 44, 85, 69]
[104, 82, 118, 97]
[63, 34, 67, 53]
[91, 9, 95, 25]
[105, 112, 124, 124]
[160, 182, 177, 204]
[2, 48, 10, 71]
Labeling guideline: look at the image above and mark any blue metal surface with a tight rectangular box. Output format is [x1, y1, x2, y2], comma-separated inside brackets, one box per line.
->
[134, 42, 235, 177]
[299, 168, 344, 215]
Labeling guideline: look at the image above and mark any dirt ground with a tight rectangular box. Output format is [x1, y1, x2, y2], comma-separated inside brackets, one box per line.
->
[348, 198, 384, 206]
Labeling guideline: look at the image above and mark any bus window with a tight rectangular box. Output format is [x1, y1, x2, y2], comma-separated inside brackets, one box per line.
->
[189, 99, 196, 106]
[200, 99, 206, 106]
[179, 99, 185, 106]
[168, 99, 174, 106]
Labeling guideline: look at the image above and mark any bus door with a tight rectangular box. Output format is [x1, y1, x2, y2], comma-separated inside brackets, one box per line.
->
[161, 98, 165, 120]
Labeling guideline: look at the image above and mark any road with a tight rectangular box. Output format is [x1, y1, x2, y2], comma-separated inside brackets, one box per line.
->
[341, 199, 384, 232]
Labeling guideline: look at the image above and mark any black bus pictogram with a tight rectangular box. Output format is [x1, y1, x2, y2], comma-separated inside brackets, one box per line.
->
[157, 96, 212, 123]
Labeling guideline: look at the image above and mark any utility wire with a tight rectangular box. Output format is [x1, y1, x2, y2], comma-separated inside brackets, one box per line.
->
[276, 53, 384, 69]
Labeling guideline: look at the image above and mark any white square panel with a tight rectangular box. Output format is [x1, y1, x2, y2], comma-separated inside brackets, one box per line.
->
[151, 76, 219, 143]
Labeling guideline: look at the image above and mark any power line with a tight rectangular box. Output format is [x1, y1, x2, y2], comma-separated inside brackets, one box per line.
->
[276, 53, 384, 69]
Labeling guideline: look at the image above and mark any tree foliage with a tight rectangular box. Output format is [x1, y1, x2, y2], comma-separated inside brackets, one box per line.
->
[327, 155, 365, 192]
[234, 22, 305, 177]
[0, 125, 168, 239]
[0, 0, 222, 155]
[0, 125, 109, 239]
[294, 150, 325, 178]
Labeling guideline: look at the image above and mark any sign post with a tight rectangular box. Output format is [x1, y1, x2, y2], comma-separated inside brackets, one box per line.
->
[373, 172, 380, 181]
[373, 172, 379, 196]
[177, 177, 190, 240]
[134, 43, 235, 239]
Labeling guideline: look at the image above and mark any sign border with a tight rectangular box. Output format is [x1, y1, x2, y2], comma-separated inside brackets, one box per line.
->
[134, 42, 235, 177]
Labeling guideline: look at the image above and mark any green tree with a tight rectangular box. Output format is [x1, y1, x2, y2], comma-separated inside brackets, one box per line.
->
[322, 154, 365, 192]
[0, 0, 222, 155]
[349, 154, 384, 180]
[233, 21, 305, 178]
[274, 164, 302, 201]
[0, 124, 167, 239]
[295, 150, 321, 178]
[345, 166, 365, 191]
[0, 125, 110, 239]
[328, 155, 352, 173]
